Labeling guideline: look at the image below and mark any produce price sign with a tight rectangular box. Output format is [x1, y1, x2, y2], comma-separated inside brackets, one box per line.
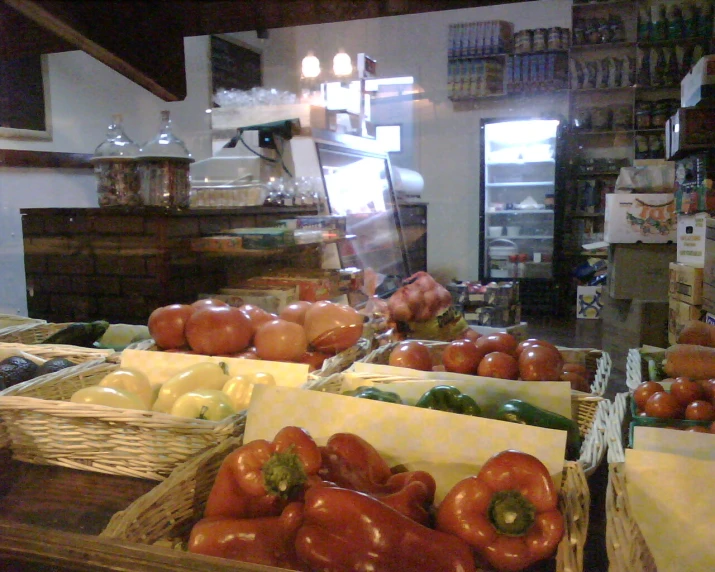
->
[245, 384, 568, 502]
[342, 366, 573, 418]
[626, 436, 715, 572]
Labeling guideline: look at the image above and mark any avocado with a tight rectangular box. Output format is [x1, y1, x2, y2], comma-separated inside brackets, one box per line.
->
[35, 357, 76, 377]
[0, 356, 39, 389]
[41, 321, 110, 347]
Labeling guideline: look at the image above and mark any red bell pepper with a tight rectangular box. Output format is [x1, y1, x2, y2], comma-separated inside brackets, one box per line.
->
[318, 432, 437, 524]
[436, 450, 564, 572]
[204, 426, 322, 519]
[188, 502, 309, 571]
[295, 485, 476, 572]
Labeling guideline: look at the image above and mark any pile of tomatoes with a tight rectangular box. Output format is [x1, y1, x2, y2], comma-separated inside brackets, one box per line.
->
[386, 332, 591, 392]
[147, 298, 364, 371]
[633, 377, 715, 433]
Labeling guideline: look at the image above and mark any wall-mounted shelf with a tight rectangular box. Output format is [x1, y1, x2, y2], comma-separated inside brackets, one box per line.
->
[487, 209, 555, 215]
[485, 181, 555, 187]
[569, 42, 635, 52]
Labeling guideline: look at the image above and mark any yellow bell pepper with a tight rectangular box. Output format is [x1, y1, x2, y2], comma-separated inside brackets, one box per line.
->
[170, 389, 236, 421]
[70, 385, 147, 410]
[222, 372, 276, 411]
[98, 368, 153, 408]
[152, 361, 230, 413]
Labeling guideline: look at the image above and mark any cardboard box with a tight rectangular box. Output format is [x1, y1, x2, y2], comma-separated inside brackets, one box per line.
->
[668, 297, 706, 345]
[666, 106, 715, 161]
[669, 262, 704, 305]
[601, 292, 668, 375]
[604, 193, 677, 244]
[681, 55, 715, 108]
[677, 213, 710, 267]
[576, 286, 603, 319]
[703, 219, 715, 313]
[607, 243, 676, 301]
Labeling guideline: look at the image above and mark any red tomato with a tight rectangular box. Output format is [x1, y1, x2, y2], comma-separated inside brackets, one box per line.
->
[184, 306, 252, 356]
[147, 303, 194, 350]
[560, 371, 590, 392]
[191, 298, 229, 311]
[477, 351, 519, 380]
[279, 301, 314, 325]
[644, 391, 683, 419]
[476, 333, 518, 356]
[684, 400, 715, 423]
[670, 377, 704, 407]
[632, 381, 666, 411]
[685, 425, 711, 433]
[518, 346, 564, 381]
[299, 350, 331, 372]
[304, 302, 364, 353]
[388, 341, 433, 371]
[233, 348, 260, 360]
[697, 379, 715, 401]
[238, 304, 277, 333]
[253, 319, 308, 362]
[441, 340, 485, 375]
[455, 328, 481, 343]
[514, 338, 560, 358]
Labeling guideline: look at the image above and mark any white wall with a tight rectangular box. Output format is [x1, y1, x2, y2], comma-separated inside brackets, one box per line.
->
[234, 0, 572, 283]
[0, 2, 573, 316]
[0, 37, 213, 315]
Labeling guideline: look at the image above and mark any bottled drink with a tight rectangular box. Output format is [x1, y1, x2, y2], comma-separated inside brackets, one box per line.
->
[137, 110, 194, 208]
[91, 114, 141, 207]
[638, 7, 652, 40]
[637, 49, 651, 86]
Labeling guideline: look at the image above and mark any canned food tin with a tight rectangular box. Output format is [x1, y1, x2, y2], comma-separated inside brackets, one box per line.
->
[547, 27, 562, 51]
[532, 28, 547, 52]
[514, 30, 533, 53]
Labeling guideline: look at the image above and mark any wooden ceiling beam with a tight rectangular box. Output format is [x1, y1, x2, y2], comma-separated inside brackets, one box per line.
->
[1, 0, 193, 101]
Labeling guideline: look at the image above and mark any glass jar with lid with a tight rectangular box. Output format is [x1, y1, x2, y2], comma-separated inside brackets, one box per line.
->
[137, 110, 194, 208]
[91, 114, 141, 206]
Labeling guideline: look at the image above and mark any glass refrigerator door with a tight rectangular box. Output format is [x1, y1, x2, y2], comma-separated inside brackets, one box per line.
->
[483, 119, 559, 280]
[316, 143, 410, 294]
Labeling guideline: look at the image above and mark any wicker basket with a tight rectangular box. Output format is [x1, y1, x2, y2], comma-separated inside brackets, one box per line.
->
[0, 322, 76, 344]
[605, 393, 657, 571]
[0, 314, 46, 330]
[358, 341, 612, 396]
[0, 360, 242, 480]
[100, 430, 590, 572]
[305, 370, 609, 478]
[0, 341, 115, 364]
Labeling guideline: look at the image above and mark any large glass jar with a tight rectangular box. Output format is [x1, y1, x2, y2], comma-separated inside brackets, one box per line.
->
[91, 114, 141, 206]
[137, 110, 194, 208]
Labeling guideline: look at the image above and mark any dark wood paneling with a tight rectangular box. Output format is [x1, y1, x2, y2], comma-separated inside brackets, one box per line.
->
[0, 149, 93, 168]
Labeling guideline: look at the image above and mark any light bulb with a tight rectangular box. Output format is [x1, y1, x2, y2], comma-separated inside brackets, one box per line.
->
[333, 51, 353, 77]
[301, 52, 321, 79]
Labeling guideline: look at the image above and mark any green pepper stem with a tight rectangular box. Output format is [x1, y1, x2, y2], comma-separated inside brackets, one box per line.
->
[261, 446, 307, 499]
[488, 490, 536, 536]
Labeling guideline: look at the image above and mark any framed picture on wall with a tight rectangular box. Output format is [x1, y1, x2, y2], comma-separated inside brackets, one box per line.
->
[0, 54, 51, 140]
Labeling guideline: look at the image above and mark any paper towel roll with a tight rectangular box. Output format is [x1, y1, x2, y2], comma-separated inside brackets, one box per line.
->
[392, 167, 424, 195]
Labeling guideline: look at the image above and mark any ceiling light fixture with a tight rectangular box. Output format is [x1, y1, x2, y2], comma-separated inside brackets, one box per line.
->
[301, 51, 321, 79]
[332, 50, 353, 78]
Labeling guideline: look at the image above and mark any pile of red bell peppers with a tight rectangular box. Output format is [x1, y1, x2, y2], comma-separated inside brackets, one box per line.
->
[188, 426, 564, 572]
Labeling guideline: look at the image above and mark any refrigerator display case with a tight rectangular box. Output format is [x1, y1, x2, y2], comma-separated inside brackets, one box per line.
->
[480, 118, 561, 282]
[308, 131, 412, 296]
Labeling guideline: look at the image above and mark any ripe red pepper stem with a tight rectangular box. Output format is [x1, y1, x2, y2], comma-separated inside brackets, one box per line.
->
[488, 490, 536, 536]
[261, 446, 307, 498]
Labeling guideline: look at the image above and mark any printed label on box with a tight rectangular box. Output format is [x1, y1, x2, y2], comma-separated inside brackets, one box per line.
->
[604, 194, 677, 244]
[577, 286, 603, 319]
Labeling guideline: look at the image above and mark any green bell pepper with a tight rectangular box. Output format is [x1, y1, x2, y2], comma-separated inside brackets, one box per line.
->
[495, 399, 582, 461]
[343, 386, 404, 404]
[415, 385, 481, 416]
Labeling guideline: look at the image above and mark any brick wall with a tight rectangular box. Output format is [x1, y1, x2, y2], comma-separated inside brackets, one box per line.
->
[22, 207, 318, 324]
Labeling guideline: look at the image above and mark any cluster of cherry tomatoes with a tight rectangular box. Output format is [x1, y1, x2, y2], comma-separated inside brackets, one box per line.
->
[633, 377, 715, 433]
[386, 331, 592, 391]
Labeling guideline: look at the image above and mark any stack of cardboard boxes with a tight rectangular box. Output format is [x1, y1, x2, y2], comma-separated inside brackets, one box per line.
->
[665, 56, 715, 344]
[600, 193, 676, 376]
